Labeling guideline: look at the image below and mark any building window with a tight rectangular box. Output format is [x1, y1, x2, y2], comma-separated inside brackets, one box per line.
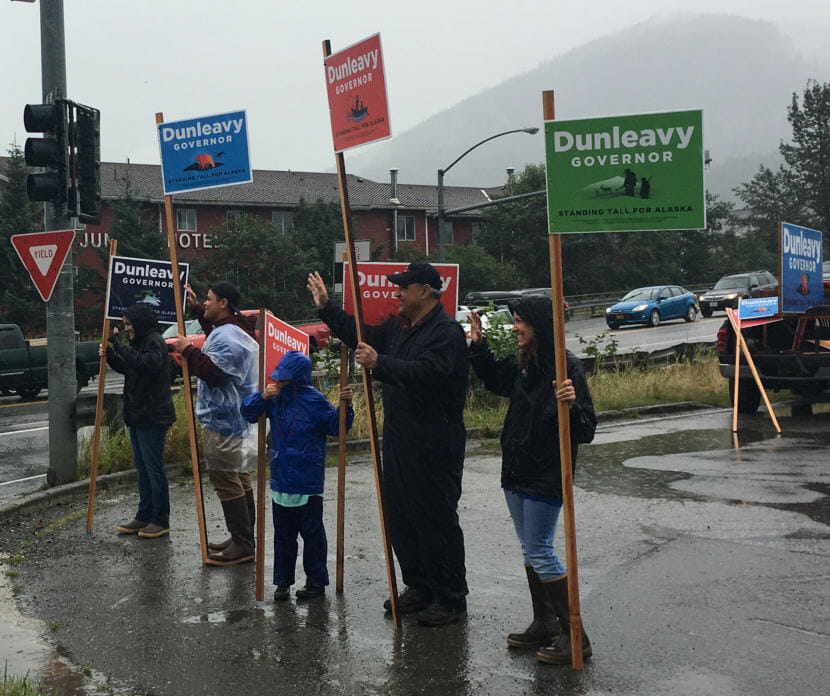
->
[177, 208, 197, 232]
[471, 222, 481, 242]
[272, 210, 294, 235]
[227, 210, 246, 227]
[397, 215, 415, 241]
[440, 221, 454, 246]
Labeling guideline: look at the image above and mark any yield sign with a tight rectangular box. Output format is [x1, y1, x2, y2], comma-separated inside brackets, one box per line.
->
[11, 230, 76, 302]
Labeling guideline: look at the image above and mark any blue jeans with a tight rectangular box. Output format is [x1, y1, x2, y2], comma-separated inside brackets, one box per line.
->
[128, 425, 170, 528]
[503, 489, 566, 581]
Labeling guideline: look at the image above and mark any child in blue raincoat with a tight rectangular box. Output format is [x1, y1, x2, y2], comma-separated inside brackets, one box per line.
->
[241, 350, 354, 602]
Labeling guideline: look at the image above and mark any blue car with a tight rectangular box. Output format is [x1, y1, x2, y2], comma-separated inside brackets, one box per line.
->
[605, 285, 699, 329]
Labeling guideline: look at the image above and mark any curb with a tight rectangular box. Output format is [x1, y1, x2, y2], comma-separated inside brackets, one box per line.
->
[0, 464, 187, 523]
[0, 402, 719, 523]
[596, 401, 718, 422]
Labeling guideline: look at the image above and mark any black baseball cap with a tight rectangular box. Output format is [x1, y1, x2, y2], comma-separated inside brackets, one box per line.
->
[386, 262, 442, 290]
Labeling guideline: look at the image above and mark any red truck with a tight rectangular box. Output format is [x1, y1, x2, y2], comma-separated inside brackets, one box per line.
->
[161, 310, 330, 377]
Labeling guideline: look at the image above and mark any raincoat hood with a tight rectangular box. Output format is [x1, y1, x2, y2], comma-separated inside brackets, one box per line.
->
[508, 295, 554, 367]
[124, 303, 160, 341]
[272, 351, 312, 385]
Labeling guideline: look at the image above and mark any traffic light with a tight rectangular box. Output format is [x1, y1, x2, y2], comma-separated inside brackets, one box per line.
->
[73, 103, 101, 224]
[23, 100, 70, 205]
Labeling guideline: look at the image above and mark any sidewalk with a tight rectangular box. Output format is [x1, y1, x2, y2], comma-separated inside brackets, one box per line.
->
[1, 410, 829, 695]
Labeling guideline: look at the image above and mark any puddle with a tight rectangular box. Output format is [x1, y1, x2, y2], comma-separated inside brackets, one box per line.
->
[580, 426, 830, 526]
[0, 554, 98, 695]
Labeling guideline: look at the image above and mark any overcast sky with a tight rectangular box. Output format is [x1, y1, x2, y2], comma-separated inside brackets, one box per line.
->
[2, 0, 828, 179]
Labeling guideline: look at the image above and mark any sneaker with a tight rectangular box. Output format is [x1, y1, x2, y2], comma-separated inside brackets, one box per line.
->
[137, 523, 170, 538]
[116, 519, 147, 534]
[416, 602, 466, 627]
[383, 586, 430, 614]
[273, 585, 291, 602]
[295, 585, 325, 600]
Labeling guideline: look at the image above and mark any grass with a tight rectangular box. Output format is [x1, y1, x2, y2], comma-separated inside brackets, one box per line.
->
[33, 509, 85, 538]
[1, 665, 50, 696]
[77, 389, 199, 479]
[587, 348, 731, 412]
[76, 350, 734, 477]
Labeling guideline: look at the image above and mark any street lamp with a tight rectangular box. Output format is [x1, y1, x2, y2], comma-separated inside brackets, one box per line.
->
[437, 127, 539, 262]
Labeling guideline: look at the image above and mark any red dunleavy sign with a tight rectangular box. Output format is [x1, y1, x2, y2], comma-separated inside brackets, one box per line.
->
[324, 33, 391, 153]
[11, 230, 76, 302]
[343, 262, 460, 326]
[263, 311, 310, 383]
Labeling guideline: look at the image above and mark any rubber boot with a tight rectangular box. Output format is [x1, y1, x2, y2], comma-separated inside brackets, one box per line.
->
[507, 566, 561, 648]
[206, 496, 254, 566]
[245, 488, 256, 549]
[209, 488, 255, 552]
[536, 575, 592, 664]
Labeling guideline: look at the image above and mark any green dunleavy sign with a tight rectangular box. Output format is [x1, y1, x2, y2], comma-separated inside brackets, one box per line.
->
[545, 109, 705, 234]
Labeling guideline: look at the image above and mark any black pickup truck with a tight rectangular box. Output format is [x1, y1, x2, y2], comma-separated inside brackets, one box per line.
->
[716, 307, 830, 413]
[0, 324, 100, 398]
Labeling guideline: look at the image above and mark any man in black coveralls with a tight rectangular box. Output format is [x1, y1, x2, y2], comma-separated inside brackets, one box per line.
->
[307, 262, 469, 626]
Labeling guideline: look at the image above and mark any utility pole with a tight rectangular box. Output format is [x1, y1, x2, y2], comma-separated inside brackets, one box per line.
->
[39, 0, 78, 485]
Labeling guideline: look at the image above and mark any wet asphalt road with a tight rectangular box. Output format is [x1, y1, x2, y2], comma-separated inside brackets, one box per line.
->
[1, 406, 829, 695]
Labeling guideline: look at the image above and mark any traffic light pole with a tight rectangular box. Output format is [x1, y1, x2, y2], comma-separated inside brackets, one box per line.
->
[40, 0, 78, 486]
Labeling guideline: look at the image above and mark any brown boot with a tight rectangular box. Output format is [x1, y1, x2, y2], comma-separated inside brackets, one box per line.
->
[206, 496, 254, 566]
[507, 566, 561, 648]
[245, 487, 256, 548]
[536, 575, 592, 664]
[208, 536, 231, 552]
[209, 489, 254, 552]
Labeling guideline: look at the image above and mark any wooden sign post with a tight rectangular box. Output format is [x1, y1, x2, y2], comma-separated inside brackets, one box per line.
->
[726, 308, 781, 434]
[336, 342, 349, 593]
[543, 90, 585, 669]
[323, 37, 400, 629]
[255, 309, 267, 600]
[154, 112, 209, 564]
[86, 239, 117, 531]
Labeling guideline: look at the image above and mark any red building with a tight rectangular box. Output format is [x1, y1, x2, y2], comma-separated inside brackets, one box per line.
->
[74, 162, 502, 269]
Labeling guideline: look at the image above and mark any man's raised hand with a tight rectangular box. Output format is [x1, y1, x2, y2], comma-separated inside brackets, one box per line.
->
[306, 271, 329, 309]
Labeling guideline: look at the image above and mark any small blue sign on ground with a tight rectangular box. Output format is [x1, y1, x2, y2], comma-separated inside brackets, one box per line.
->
[157, 110, 252, 195]
[738, 296, 778, 321]
[780, 221, 823, 313]
[106, 255, 189, 324]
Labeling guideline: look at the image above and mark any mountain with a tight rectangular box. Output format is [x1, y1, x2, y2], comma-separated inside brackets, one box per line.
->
[347, 14, 829, 202]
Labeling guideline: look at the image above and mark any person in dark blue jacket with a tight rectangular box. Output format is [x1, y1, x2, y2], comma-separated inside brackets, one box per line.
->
[240, 351, 354, 602]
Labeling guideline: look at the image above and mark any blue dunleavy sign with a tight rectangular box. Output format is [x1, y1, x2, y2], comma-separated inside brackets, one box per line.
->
[157, 110, 252, 195]
[780, 222, 823, 314]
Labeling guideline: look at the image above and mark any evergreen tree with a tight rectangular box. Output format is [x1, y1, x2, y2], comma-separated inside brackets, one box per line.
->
[735, 80, 830, 262]
[191, 212, 318, 321]
[292, 198, 349, 287]
[0, 144, 45, 333]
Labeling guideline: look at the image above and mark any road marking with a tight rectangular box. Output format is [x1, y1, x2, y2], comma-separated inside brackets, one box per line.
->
[0, 425, 49, 437]
[0, 400, 46, 409]
[0, 473, 46, 487]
